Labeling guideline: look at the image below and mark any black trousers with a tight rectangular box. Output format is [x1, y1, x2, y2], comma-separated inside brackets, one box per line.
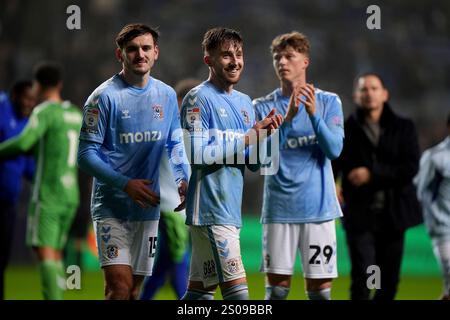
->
[0, 201, 16, 300]
[345, 228, 405, 300]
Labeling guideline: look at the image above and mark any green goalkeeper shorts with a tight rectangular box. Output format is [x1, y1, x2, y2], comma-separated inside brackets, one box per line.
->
[26, 202, 77, 250]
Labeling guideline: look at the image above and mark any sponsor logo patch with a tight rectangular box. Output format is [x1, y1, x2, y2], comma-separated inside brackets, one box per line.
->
[203, 259, 217, 279]
[82, 107, 100, 134]
[186, 106, 202, 132]
[241, 109, 250, 124]
[121, 109, 131, 119]
[219, 107, 228, 117]
[331, 116, 343, 129]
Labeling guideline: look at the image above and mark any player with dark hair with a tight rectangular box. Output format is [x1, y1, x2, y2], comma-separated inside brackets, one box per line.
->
[77, 23, 189, 300]
[0, 62, 82, 300]
[0, 80, 36, 299]
[334, 73, 422, 300]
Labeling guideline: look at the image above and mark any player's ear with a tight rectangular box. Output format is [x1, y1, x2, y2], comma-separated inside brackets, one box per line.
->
[154, 44, 159, 61]
[382, 88, 389, 103]
[303, 57, 310, 69]
[204, 55, 212, 67]
[115, 47, 124, 63]
[353, 90, 361, 106]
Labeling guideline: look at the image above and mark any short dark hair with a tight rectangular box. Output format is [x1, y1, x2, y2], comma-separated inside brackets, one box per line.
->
[10, 80, 32, 98]
[355, 72, 387, 89]
[202, 27, 243, 54]
[33, 62, 63, 88]
[115, 23, 159, 49]
[271, 31, 310, 57]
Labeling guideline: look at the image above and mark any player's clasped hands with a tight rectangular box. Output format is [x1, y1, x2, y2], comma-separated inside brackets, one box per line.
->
[285, 83, 316, 122]
[247, 109, 284, 146]
[264, 108, 284, 134]
[124, 179, 160, 209]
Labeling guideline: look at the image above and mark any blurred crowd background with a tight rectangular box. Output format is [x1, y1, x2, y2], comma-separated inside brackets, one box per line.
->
[1, 0, 449, 266]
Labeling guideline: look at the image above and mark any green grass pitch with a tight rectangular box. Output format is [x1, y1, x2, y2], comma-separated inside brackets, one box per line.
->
[5, 266, 443, 300]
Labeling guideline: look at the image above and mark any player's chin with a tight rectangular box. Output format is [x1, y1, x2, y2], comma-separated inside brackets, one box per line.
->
[361, 103, 377, 111]
[278, 74, 293, 83]
[132, 66, 150, 76]
[225, 74, 241, 85]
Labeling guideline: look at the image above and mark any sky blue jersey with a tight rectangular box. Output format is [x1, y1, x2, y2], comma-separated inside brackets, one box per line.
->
[180, 81, 256, 227]
[253, 88, 344, 223]
[78, 74, 189, 222]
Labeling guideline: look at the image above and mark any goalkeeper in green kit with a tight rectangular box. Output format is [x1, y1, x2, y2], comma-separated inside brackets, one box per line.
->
[0, 62, 82, 299]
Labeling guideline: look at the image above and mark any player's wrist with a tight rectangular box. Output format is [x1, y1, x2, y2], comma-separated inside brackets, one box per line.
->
[306, 108, 316, 116]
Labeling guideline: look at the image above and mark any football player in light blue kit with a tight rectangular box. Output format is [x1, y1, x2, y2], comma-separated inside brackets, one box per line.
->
[414, 113, 450, 300]
[180, 27, 283, 300]
[253, 32, 344, 300]
[77, 24, 189, 300]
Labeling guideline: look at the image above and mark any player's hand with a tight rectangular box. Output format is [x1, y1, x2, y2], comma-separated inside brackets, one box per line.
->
[347, 167, 371, 187]
[285, 83, 316, 121]
[335, 184, 345, 206]
[285, 86, 302, 122]
[174, 180, 188, 212]
[246, 109, 283, 145]
[124, 179, 160, 209]
[300, 83, 316, 116]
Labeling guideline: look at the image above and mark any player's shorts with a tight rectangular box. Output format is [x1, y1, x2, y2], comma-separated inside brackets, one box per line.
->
[260, 220, 338, 279]
[188, 225, 246, 287]
[93, 218, 159, 276]
[26, 202, 77, 250]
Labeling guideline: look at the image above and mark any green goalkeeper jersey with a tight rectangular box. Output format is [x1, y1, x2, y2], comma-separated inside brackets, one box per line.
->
[0, 100, 82, 211]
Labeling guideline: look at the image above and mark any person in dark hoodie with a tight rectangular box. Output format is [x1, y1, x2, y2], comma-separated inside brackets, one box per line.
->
[0, 81, 36, 299]
[333, 73, 422, 300]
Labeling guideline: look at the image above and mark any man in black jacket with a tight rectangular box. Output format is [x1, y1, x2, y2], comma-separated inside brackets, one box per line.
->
[333, 73, 422, 300]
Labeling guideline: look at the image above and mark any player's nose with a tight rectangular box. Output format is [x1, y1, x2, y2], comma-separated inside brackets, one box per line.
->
[137, 47, 145, 58]
[277, 55, 286, 64]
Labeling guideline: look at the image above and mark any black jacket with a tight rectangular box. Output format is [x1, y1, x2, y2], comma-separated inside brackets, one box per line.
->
[333, 103, 422, 232]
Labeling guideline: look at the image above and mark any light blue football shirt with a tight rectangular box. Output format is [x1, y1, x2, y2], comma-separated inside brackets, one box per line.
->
[415, 136, 450, 240]
[78, 74, 189, 221]
[253, 87, 344, 223]
[180, 81, 256, 227]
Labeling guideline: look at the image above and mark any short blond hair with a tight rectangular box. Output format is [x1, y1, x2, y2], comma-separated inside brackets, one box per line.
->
[271, 31, 310, 57]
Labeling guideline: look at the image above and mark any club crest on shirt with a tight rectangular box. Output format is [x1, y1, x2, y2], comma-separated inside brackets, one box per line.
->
[106, 245, 119, 259]
[241, 109, 250, 124]
[226, 257, 242, 274]
[152, 104, 164, 120]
